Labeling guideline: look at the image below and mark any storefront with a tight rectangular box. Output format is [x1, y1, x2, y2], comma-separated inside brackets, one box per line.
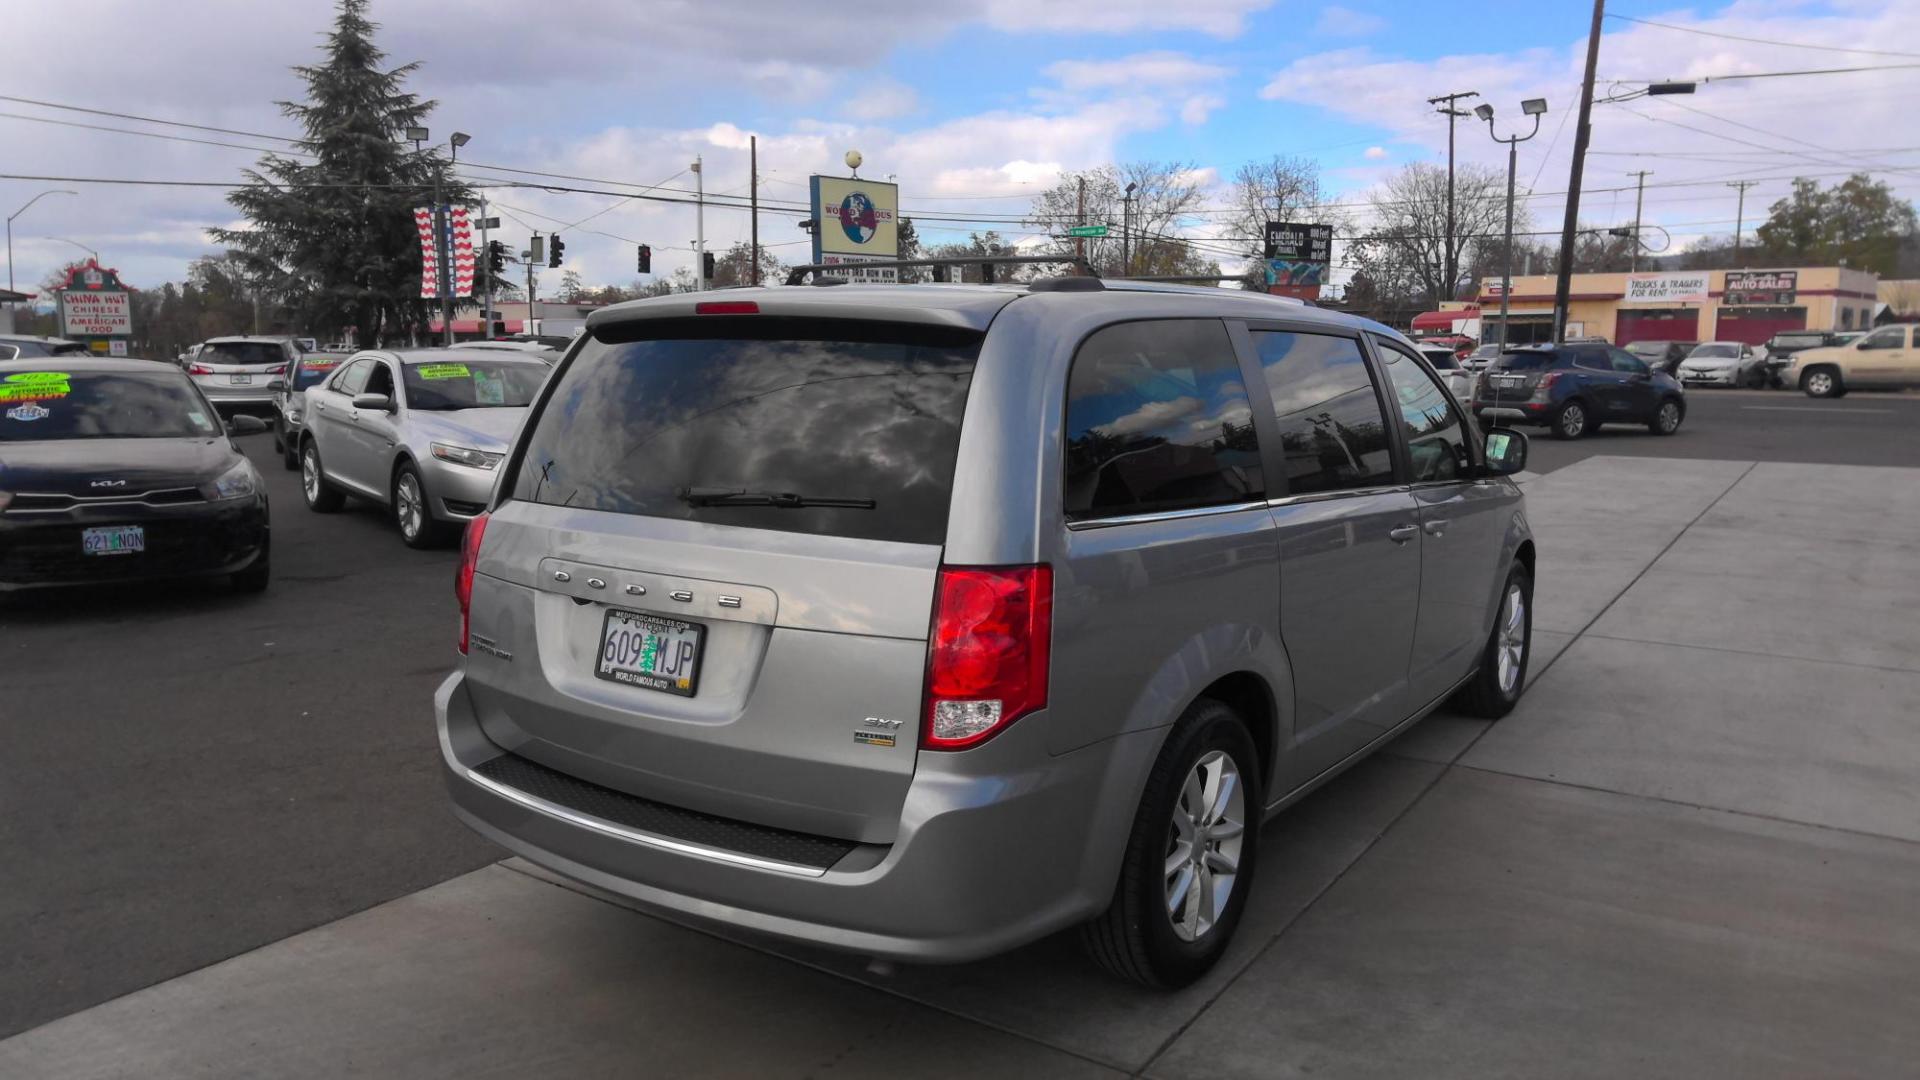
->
[1473, 266, 1878, 346]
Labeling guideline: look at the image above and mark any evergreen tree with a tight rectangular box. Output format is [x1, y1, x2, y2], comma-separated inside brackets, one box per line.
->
[213, 0, 468, 345]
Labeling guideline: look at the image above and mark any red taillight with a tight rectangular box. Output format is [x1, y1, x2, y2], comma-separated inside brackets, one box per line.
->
[694, 300, 759, 315]
[266, 364, 287, 375]
[923, 564, 1052, 750]
[1536, 371, 1563, 393]
[455, 511, 490, 655]
[188, 363, 214, 375]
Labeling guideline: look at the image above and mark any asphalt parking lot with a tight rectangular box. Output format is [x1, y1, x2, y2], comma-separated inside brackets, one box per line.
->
[5, 390, 1919, 1077]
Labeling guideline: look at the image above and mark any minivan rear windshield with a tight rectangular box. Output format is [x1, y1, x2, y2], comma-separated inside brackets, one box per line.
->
[509, 318, 981, 545]
[1493, 351, 1556, 370]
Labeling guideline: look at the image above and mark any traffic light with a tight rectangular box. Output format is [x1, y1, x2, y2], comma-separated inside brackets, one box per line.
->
[701, 251, 716, 281]
[637, 244, 652, 274]
[486, 240, 506, 274]
[548, 233, 565, 268]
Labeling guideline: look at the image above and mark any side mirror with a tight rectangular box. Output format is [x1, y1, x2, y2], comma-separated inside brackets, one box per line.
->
[352, 392, 394, 412]
[1483, 427, 1529, 476]
[226, 414, 269, 436]
[266, 378, 287, 393]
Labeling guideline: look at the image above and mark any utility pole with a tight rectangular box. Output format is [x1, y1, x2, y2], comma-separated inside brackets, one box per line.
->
[692, 156, 706, 292]
[479, 191, 493, 336]
[1075, 175, 1087, 265]
[526, 233, 539, 331]
[1628, 170, 1652, 272]
[1428, 90, 1480, 302]
[1552, 0, 1607, 344]
[1728, 180, 1758, 263]
[749, 137, 760, 287]
[1122, 182, 1137, 276]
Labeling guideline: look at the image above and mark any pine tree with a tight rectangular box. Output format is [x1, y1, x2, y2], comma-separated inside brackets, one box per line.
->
[214, 0, 468, 345]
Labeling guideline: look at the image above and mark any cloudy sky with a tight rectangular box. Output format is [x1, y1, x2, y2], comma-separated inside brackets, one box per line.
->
[1, 0, 1915, 295]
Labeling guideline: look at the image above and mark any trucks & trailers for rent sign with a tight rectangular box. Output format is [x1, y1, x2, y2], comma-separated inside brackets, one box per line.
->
[1623, 272, 1709, 304]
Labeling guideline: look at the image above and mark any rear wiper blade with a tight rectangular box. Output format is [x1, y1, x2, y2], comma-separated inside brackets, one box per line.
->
[677, 486, 875, 510]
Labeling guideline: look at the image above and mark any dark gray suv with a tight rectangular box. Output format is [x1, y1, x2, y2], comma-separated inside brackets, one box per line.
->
[439, 280, 1536, 987]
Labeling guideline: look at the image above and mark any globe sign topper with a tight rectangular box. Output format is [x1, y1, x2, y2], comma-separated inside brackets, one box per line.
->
[837, 191, 880, 245]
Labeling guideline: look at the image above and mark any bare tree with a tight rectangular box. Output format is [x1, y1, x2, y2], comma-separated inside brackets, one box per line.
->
[1024, 162, 1216, 277]
[1228, 155, 1344, 285]
[1348, 162, 1510, 306]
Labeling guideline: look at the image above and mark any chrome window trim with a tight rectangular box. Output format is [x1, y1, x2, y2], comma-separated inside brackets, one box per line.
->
[1066, 499, 1268, 532]
[461, 764, 830, 879]
[1266, 483, 1410, 510]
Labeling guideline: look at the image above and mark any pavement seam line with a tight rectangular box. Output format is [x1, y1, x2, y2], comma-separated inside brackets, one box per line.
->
[1578, 630, 1920, 676]
[1446, 762, 1920, 849]
[496, 859, 1133, 1075]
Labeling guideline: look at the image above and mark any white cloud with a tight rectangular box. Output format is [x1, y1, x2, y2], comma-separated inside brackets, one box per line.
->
[1046, 52, 1232, 92]
[845, 78, 921, 122]
[1100, 396, 1202, 437]
[1182, 94, 1227, 126]
[1315, 5, 1386, 38]
[1364, 146, 1388, 160]
[982, 0, 1274, 38]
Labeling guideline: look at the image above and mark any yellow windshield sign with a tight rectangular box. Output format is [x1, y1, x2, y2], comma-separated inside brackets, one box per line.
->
[416, 363, 470, 380]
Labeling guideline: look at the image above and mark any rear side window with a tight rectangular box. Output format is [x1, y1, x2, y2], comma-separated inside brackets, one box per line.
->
[332, 359, 372, 396]
[511, 318, 979, 545]
[1252, 331, 1394, 497]
[1493, 350, 1558, 371]
[1063, 319, 1261, 521]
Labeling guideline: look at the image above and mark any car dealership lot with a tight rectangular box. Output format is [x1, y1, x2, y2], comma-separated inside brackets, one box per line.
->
[5, 422, 1919, 1077]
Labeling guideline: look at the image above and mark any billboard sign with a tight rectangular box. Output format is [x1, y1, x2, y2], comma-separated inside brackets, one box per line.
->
[60, 290, 132, 336]
[1263, 222, 1332, 262]
[819, 252, 899, 283]
[1723, 270, 1797, 306]
[811, 175, 900, 264]
[1624, 271, 1709, 304]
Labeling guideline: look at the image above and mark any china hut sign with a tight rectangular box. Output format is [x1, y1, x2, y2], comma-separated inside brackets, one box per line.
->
[57, 260, 134, 337]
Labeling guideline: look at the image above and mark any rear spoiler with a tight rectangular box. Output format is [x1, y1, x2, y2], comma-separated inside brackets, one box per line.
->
[785, 254, 1094, 286]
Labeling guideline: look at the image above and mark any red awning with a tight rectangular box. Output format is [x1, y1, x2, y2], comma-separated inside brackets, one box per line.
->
[1410, 308, 1479, 331]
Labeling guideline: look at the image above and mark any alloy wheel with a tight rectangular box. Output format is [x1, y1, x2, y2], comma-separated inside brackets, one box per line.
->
[1657, 402, 1680, 433]
[1560, 404, 1585, 437]
[301, 449, 320, 503]
[396, 472, 423, 540]
[1165, 750, 1246, 943]
[1496, 583, 1527, 694]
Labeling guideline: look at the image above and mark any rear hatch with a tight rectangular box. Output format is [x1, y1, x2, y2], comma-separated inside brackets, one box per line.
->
[1478, 350, 1558, 404]
[190, 341, 287, 388]
[464, 313, 985, 844]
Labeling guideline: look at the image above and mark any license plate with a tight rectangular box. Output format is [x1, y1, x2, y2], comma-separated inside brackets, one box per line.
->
[595, 609, 704, 696]
[82, 525, 145, 556]
[230, 373, 252, 385]
[1492, 375, 1522, 386]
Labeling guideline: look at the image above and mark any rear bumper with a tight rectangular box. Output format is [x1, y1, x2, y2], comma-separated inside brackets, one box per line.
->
[1473, 401, 1553, 424]
[0, 496, 268, 590]
[1679, 370, 1739, 386]
[437, 671, 1162, 962]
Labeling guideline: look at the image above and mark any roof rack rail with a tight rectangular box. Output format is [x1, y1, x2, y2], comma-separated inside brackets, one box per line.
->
[784, 254, 1095, 286]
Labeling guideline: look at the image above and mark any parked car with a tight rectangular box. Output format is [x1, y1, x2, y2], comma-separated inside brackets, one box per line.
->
[1623, 340, 1693, 377]
[0, 335, 92, 360]
[185, 336, 298, 410]
[1676, 341, 1765, 388]
[1473, 342, 1686, 440]
[298, 347, 549, 547]
[1417, 343, 1474, 402]
[1463, 343, 1503, 371]
[0, 357, 270, 592]
[268, 351, 347, 470]
[1787, 324, 1918, 398]
[440, 282, 1538, 989]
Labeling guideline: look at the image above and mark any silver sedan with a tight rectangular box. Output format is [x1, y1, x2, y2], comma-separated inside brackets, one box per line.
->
[295, 347, 549, 547]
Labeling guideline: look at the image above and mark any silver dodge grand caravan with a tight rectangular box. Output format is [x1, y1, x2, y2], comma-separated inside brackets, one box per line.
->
[439, 277, 1536, 987]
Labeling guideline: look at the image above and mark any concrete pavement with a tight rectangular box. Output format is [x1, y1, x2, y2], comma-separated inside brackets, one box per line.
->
[7, 455, 1918, 1078]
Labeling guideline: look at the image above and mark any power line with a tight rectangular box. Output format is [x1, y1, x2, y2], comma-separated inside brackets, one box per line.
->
[0, 110, 306, 157]
[1602, 14, 1920, 59]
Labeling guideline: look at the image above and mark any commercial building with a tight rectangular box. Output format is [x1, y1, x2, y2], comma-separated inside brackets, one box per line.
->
[1472, 266, 1879, 346]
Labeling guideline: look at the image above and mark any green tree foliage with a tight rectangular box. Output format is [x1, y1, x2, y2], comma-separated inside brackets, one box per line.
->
[708, 241, 786, 288]
[212, 0, 469, 346]
[1755, 174, 1917, 274]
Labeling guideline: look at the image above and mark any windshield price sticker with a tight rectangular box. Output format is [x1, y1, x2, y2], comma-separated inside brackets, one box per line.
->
[417, 363, 470, 380]
[0, 372, 72, 402]
[474, 371, 505, 405]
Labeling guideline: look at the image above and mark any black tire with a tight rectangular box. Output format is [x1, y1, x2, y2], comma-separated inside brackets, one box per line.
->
[1081, 699, 1262, 989]
[230, 544, 270, 594]
[392, 462, 454, 549]
[1801, 366, 1843, 399]
[1550, 399, 1589, 440]
[1647, 397, 1684, 436]
[1451, 562, 1533, 719]
[301, 440, 346, 513]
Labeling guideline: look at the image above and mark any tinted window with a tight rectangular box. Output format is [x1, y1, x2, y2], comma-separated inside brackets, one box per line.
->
[1420, 349, 1461, 370]
[1691, 344, 1739, 358]
[202, 341, 286, 366]
[1, 370, 219, 441]
[363, 361, 395, 399]
[1860, 327, 1906, 350]
[1252, 331, 1393, 497]
[1064, 320, 1261, 521]
[1493, 350, 1558, 371]
[1380, 346, 1472, 483]
[511, 318, 979, 545]
[0, 346, 16, 361]
[332, 359, 372, 396]
[1608, 348, 1649, 375]
[401, 360, 546, 410]
[292, 357, 341, 390]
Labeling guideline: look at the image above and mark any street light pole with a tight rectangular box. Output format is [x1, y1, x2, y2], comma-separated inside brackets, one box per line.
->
[1627, 170, 1651, 272]
[692, 156, 705, 292]
[41, 236, 98, 262]
[1122, 181, 1137, 276]
[7, 188, 78, 293]
[1479, 99, 1547, 350]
